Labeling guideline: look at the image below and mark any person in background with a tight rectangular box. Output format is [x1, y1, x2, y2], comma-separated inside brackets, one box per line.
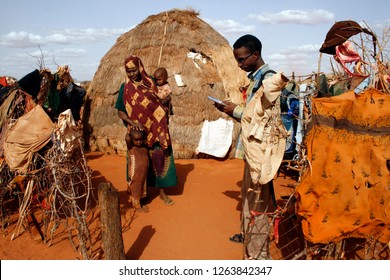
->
[214, 34, 288, 260]
[125, 128, 149, 212]
[115, 55, 177, 207]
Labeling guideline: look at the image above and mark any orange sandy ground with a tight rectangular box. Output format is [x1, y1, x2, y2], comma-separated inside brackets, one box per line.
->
[0, 152, 296, 260]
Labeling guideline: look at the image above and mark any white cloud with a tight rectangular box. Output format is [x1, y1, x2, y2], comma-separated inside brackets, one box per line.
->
[249, 9, 334, 25]
[47, 27, 129, 44]
[1, 27, 130, 48]
[270, 44, 320, 60]
[54, 48, 87, 58]
[0, 31, 44, 48]
[21, 48, 86, 63]
[268, 44, 322, 76]
[370, 21, 390, 34]
[205, 18, 255, 36]
[46, 33, 69, 44]
[0, 46, 88, 79]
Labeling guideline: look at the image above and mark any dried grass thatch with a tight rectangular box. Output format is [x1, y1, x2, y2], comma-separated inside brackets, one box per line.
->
[86, 9, 247, 158]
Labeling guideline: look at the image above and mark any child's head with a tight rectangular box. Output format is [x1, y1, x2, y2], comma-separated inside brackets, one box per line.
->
[153, 67, 168, 86]
[128, 128, 145, 148]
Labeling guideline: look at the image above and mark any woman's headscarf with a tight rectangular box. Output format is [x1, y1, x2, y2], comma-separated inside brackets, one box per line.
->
[123, 55, 171, 150]
[124, 55, 156, 89]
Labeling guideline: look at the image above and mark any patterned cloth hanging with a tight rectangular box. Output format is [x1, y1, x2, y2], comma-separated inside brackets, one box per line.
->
[296, 88, 390, 244]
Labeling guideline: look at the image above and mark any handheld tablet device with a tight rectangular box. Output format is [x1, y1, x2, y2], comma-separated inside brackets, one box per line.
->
[207, 96, 225, 105]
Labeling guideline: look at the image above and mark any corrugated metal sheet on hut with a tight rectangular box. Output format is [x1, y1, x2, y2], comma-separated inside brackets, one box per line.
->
[86, 9, 247, 159]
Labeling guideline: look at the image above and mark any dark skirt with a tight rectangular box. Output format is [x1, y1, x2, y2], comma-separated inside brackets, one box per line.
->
[147, 144, 177, 188]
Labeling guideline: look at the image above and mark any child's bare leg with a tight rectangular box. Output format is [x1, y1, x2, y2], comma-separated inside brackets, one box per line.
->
[130, 197, 149, 213]
[128, 183, 149, 213]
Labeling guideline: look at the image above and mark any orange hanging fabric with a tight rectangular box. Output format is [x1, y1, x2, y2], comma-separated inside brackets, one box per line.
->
[296, 88, 390, 244]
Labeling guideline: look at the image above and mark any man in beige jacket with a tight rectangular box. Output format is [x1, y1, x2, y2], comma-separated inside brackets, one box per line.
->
[214, 34, 288, 259]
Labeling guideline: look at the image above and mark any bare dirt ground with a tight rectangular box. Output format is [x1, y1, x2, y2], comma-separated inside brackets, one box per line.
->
[0, 152, 297, 260]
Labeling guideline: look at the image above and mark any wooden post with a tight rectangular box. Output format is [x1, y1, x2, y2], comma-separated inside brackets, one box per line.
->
[98, 182, 125, 260]
[28, 212, 45, 241]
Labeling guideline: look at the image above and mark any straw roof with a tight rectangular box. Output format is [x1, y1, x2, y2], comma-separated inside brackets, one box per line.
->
[86, 9, 247, 158]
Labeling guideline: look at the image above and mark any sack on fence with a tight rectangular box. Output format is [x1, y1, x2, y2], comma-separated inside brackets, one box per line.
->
[4, 105, 54, 173]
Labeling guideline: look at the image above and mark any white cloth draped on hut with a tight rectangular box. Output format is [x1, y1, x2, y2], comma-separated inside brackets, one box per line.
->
[196, 118, 234, 158]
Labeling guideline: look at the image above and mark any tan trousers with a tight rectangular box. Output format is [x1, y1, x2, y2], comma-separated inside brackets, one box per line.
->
[241, 160, 275, 260]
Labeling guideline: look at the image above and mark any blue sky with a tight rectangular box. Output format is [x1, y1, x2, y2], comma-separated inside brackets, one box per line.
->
[0, 0, 389, 81]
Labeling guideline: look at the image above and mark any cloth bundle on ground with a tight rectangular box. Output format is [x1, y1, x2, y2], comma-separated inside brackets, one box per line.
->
[3, 105, 54, 173]
[241, 72, 289, 185]
[296, 88, 390, 244]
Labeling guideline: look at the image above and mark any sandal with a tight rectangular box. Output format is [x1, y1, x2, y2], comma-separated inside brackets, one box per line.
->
[135, 205, 150, 213]
[229, 233, 244, 243]
[159, 192, 174, 206]
[163, 197, 174, 206]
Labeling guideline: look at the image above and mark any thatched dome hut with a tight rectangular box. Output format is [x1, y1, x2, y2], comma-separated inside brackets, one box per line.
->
[86, 9, 247, 158]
